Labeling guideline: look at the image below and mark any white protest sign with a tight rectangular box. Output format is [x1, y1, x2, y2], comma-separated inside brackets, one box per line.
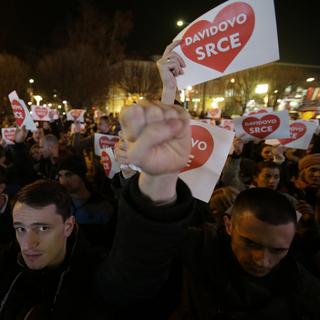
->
[1, 128, 16, 145]
[266, 120, 318, 150]
[8, 91, 37, 131]
[31, 105, 51, 121]
[243, 107, 273, 116]
[67, 109, 86, 122]
[179, 120, 234, 202]
[94, 133, 120, 156]
[173, 0, 279, 89]
[199, 118, 216, 126]
[233, 110, 290, 141]
[49, 108, 59, 120]
[100, 147, 120, 179]
[219, 119, 235, 131]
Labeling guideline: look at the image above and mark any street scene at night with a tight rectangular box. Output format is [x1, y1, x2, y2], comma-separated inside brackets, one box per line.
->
[0, 0, 319, 318]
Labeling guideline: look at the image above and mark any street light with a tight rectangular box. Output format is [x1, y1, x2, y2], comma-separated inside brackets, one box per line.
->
[255, 84, 269, 94]
[306, 77, 315, 82]
[29, 78, 34, 84]
[33, 95, 43, 106]
[177, 20, 185, 27]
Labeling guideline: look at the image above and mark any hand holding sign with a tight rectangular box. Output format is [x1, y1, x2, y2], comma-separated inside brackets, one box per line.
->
[157, 40, 186, 104]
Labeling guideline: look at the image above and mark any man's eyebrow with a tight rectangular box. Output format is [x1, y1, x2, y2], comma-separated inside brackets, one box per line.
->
[240, 235, 289, 251]
[13, 222, 50, 227]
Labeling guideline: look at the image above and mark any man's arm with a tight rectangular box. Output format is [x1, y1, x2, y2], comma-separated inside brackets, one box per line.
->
[95, 100, 193, 305]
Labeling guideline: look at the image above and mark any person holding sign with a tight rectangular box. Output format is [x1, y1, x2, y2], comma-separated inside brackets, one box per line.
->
[116, 99, 320, 319]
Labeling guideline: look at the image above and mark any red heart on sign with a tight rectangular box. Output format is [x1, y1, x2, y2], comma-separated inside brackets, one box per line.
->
[99, 136, 120, 149]
[101, 151, 112, 176]
[35, 106, 48, 119]
[71, 110, 82, 119]
[181, 125, 214, 173]
[3, 129, 16, 142]
[248, 109, 268, 115]
[278, 122, 307, 145]
[11, 99, 26, 127]
[242, 115, 280, 139]
[181, 2, 255, 72]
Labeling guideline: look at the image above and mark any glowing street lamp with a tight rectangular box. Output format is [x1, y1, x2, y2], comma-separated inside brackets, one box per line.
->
[177, 20, 185, 27]
[33, 95, 43, 106]
[306, 77, 315, 82]
[255, 84, 269, 94]
[29, 78, 34, 84]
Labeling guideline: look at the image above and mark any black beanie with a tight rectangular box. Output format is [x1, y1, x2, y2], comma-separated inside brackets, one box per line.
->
[57, 154, 87, 180]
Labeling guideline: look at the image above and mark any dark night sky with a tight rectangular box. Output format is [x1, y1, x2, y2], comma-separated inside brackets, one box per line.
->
[0, 0, 319, 65]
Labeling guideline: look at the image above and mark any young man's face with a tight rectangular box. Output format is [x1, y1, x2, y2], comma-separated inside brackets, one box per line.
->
[225, 211, 295, 277]
[254, 168, 280, 190]
[260, 146, 273, 161]
[302, 165, 320, 188]
[97, 118, 111, 133]
[58, 170, 83, 194]
[13, 203, 74, 270]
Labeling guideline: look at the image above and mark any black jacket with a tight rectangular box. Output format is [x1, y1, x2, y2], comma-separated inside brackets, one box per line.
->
[120, 176, 320, 320]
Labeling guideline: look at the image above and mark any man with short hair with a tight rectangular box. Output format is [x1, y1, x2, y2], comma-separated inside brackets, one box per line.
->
[0, 178, 170, 319]
[57, 154, 115, 248]
[115, 100, 320, 319]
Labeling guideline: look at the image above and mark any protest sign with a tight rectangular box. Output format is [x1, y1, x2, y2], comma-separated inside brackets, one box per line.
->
[8, 91, 37, 131]
[179, 120, 234, 202]
[67, 109, 86, 122]
[1, 128, 16, 145]
[173, 0, 279, 89]
[31, 105, 51, 121]
[94, 133, 120, 156]
[233, 110, 290, 141]
[100, 147, 120, 178]
[266, 120, 318, 150]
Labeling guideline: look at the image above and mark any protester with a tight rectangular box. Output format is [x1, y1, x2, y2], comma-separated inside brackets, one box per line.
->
[58, 153, 116, 249]
[0, 178, 183, 319]
[117, 98, 320, 319]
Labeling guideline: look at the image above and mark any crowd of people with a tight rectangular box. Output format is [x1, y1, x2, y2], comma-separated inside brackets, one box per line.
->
[0, 40, 319, 319]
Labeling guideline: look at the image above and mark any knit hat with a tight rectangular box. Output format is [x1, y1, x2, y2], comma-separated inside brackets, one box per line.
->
[299, 153, 320, 171]
[57, 154, 87, 180]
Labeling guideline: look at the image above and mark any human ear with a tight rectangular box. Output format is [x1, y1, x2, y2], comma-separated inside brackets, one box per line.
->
[224, 215, 232, 236]
[64, 216, 75, 238]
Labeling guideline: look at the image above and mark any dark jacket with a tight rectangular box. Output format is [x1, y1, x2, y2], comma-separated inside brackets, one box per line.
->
[0, 175, 194, 320]
[121, 176, 320, 320]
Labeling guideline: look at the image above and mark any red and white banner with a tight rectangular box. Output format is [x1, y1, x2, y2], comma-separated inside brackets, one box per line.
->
[67, 109, 86, 122]
[100, 147, 120, 178]
[266, 120, 318, 150]
[94, 133, 120, 156]
[49, 109, 59, 120]
[179, 120, 234, 202]
[233, 110, 290, 141]
[243, 107, 273, 116]
[173, 0, 279, 89]
[31, 105, 51, 121]
[1, 128, 16, 145]
[8, 91, 37, 131]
